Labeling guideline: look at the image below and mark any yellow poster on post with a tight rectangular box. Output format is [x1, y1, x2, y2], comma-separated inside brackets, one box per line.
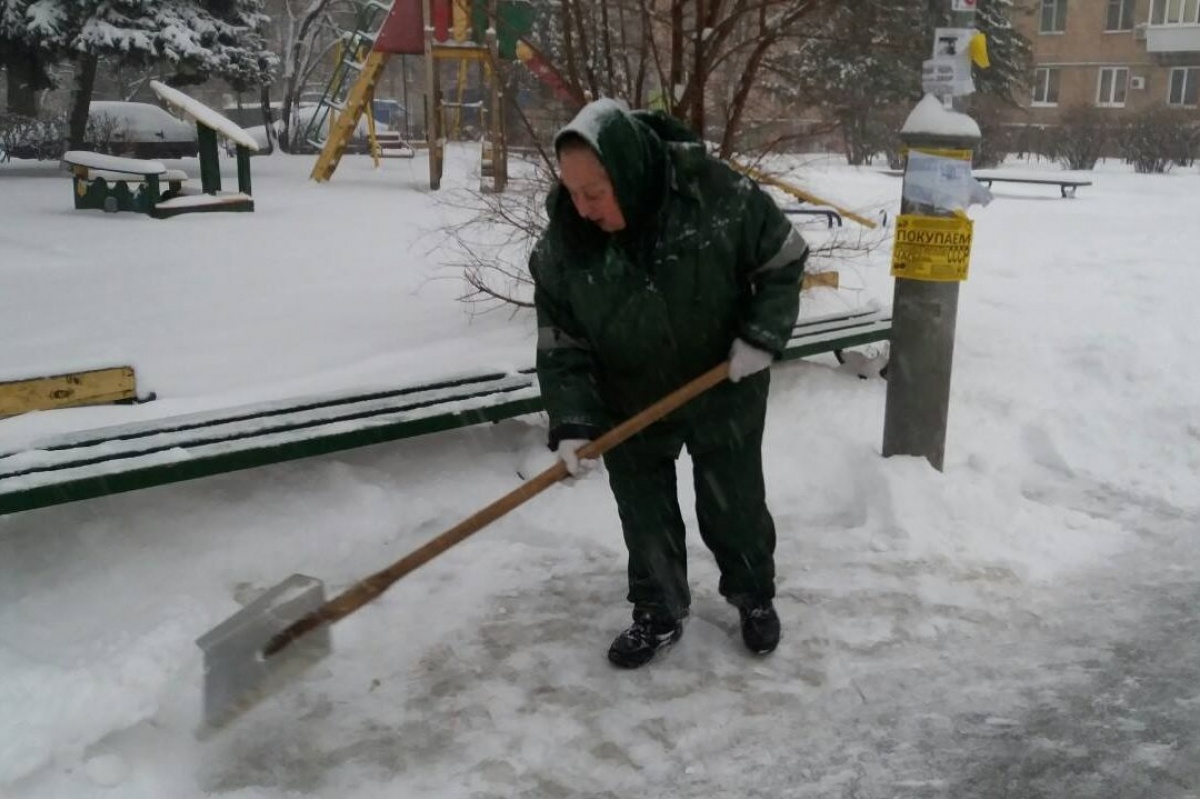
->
[891, 214, 974, 282]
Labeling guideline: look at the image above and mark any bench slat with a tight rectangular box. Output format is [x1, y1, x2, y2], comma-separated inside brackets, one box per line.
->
[78, 168, 190, 184]
[154, 192, 252, 209]
[1, 382, 542, 488]
[0, 373, 539, 469]
[781, 320, 892, 361]
[0, 366, 137, 417]
[973, 175, 1091, 186]
[62, 150, 167, 175]
[0, 392, 544, 515]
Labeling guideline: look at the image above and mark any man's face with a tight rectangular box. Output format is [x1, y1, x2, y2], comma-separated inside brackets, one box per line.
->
[559, 146, 626, 233]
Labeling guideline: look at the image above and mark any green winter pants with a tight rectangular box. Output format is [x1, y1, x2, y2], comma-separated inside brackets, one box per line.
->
[602, 393, 777, 622]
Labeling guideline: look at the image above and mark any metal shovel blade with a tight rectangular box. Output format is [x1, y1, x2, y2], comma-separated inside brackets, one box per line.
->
[196, 573, 332, 731]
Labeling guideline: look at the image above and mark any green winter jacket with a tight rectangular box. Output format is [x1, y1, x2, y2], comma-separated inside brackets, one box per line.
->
[531, 100, 808, 442]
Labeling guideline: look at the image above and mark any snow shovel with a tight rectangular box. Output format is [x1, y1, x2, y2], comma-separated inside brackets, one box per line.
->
[197, 360, 733, 730]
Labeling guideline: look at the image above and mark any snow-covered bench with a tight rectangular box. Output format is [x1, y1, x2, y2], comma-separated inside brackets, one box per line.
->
[62, 83, 260, 218]
[0, 307, 892, 515]
[780, 302, 891, 374]
[149, 80, 258, 216]
[972, 172, 1092, 199]
[0, 370, 544, 515]
[62, 150, 190, 214]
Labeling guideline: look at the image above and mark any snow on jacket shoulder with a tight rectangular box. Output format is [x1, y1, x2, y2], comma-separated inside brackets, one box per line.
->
[532, 102, 808, 434]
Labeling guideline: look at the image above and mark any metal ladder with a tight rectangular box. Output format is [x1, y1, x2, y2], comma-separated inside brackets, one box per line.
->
[307, 0, 394, 182]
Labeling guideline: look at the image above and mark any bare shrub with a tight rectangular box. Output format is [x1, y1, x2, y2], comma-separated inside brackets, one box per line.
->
[441, 150, 891, 318]
[1119, 108, 1195, 174]
[85, 112, 127, 156]
[439, 153, 554, 314]
[970, 96, 1016, 169]
[1046, 105, 1112, 170]
[0, 110, 127, 161]
[0, 113, 62, 160]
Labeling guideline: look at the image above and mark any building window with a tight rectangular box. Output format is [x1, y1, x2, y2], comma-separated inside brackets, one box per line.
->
[1040, 0, 1068, 33]
[1150, 0, 1200, 24]
[1096, 67, 1129, 107]
[1032, 68, 1061, 105]
[1168, 67, 1200, 106]
[1106, 0, 1135, 30]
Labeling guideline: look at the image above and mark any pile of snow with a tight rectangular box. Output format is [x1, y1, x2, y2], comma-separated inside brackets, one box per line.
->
[900, 93, 981, 139]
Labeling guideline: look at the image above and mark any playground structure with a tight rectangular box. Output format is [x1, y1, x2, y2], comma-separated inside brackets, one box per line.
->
[301, 0, 882, 233]
[300, 1, 883, 232]
[308, 0, 547, 192]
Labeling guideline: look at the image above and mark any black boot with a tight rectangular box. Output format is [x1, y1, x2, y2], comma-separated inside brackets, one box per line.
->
[607, 611, 683, 668]
[736, 599, 780, 654]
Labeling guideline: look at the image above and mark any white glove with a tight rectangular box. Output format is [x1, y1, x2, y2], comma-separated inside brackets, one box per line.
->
[728, 338, 774, 382]
[556, 438, 596, 477]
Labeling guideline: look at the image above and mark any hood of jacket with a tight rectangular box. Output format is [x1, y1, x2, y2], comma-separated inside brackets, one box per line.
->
[549, 100, 702, 252]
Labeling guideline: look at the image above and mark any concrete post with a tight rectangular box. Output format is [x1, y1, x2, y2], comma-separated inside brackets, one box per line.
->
[881, 3, 980, 472]
[881, 130, 977, 472]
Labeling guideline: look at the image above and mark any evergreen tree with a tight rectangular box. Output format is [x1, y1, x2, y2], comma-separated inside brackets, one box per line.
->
[63, 0, 275, 89]
[1, 0, 74, 115]
[972, 0, 1033, 101]
[2, 0, 277, 129]
[780, 0, 1031, 164]
[782, 1, 926, 165]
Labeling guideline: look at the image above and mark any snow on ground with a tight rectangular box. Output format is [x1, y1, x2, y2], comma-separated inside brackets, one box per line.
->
[1, 146, 1199, 798]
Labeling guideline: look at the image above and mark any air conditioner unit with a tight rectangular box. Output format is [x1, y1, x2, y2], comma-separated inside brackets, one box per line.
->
[1130, 76, 1146, 90]
[1134, 23, 1147, 40]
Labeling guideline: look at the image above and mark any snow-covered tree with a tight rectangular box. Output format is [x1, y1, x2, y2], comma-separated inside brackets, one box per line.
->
[772, 1, 924, 165]
[1, 0, 277, 141]
[1, 0, 73, 115]
[67, 0, 276, 145]
[972, 0, 1033, 101]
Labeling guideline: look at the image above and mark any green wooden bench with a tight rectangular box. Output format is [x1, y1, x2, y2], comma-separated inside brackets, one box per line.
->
[61, 82, 261, 218]
[0, 306, 891, 515]
[149, 80, 257, 217]
[61, 83, 261, 218]
[0, 371, 542, 515]
[62, 150, 190, 214]
[779, 302, 892, 363]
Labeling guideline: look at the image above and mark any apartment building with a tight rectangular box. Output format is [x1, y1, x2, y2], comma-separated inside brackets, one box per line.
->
[1015, 0, 1199, 121]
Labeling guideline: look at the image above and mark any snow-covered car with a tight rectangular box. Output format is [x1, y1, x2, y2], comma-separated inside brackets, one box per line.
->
[88, 101, 198, 159]
[231, 103, 384, 155]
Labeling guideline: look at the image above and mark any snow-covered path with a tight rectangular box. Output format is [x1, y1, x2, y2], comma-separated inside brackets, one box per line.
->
[6, 366, 1198, 799]
[8, 450, 1198, 799]
[944, 517, 1200, 799]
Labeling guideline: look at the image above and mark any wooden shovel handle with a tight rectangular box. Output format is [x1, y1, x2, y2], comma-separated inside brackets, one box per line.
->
[263, 361, 731, 656]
